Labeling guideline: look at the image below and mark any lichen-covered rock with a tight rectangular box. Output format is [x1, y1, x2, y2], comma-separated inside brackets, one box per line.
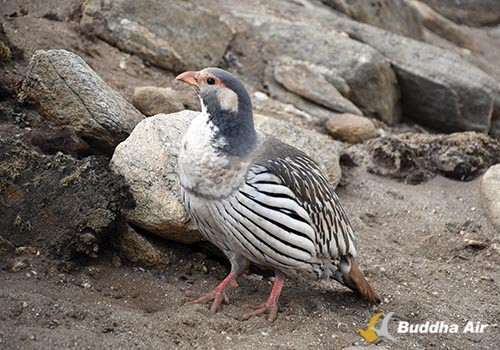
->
[81, 0, 233, 71]
[17, 49, 144, 153]
[365, 132, 500, 184]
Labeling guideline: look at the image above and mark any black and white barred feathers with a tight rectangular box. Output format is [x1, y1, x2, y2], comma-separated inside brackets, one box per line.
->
[183, 136, 357, 280]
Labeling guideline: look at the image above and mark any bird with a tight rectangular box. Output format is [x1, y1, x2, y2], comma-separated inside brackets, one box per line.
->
[176, 67, 380, 321]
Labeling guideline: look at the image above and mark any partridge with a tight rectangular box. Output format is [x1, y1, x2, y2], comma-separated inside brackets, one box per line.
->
[176, 68, 379, 321]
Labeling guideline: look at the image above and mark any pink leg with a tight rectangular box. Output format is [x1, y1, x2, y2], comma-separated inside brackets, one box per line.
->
[185, 272, 236, 313]
[242, 273, 285, 322]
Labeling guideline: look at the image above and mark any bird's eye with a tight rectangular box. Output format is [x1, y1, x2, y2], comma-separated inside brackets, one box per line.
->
[207, 77, 215, 85]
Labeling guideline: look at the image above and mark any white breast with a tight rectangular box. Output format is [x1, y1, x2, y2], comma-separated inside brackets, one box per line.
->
[178, 110, 249, 198]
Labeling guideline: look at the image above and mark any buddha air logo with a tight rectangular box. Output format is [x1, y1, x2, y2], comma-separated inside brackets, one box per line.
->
[358, 312, 397, 342]
[358, 312, 489, 343]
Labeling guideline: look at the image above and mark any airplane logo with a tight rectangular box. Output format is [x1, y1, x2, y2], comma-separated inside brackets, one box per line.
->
[358, 312, 397, 343]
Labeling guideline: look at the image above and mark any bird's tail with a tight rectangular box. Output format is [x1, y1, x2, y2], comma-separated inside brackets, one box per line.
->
[335, 254, 380, 304]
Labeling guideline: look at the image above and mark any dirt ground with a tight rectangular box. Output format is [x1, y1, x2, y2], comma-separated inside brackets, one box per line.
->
[1, 0, 500, 349]
[1, 168, 499, 350]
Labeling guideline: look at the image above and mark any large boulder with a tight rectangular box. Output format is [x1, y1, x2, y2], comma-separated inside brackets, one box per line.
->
[257, 20, 401, 125]
[264, 65, 339, 127]
[17, 49, 144, 153]
[481, 164, 500, 231]
[110, 110, 342, 244]
[492, 117, 500, 140]
[110, 111, 200, 244]
[332, 17, 500, 136]
[81, 0, 233, 72]
[407, 0, 476, 50]
[419, 0, 500, 27]
[321, 0, 423, 40]
[272, 57, 362, 116]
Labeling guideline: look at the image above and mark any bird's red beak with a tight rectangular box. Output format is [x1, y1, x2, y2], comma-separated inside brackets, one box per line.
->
[175, 71, 200, 87]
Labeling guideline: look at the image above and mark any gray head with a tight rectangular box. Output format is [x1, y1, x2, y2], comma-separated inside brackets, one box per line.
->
[176, 68, 257, 157]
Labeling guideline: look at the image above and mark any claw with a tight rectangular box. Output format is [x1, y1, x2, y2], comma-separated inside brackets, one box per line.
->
[241, 273, 285, 322]
[185, 272, 236, 313]
[242, 303, 278, 322]
[185, 289, 230, 313]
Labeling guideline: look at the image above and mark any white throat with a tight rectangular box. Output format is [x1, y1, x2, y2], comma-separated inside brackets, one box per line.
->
[199, 97, 227, 149]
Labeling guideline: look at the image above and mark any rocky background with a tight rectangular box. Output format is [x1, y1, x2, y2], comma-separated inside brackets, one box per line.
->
[1, 0, 499, 349]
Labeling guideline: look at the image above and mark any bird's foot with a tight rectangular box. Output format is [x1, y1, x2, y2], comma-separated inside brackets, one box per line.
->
[185, 272, 236, 313]
[185, 289, 230, 312]
[242, 302, 278, 322]
[241, 273, 284, 322]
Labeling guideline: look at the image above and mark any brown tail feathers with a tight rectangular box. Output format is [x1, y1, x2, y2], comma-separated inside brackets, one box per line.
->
[343, 254, 380, 304]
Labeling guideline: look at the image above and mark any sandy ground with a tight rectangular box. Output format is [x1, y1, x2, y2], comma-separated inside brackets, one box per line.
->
[1, 167, 499, 349]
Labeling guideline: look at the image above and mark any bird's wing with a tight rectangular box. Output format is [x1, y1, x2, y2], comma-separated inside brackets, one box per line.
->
[245, 135, 357, 260]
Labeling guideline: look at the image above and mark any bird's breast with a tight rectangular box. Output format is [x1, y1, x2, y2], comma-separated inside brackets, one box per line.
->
[178, 112, 249, 198]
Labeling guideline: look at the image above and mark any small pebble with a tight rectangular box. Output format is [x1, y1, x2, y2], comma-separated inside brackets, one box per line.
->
[463, 238, 487, 249]
[111, 255, 122, 267]
[11, 259, 28, 272]
[254, 91, 269, 101]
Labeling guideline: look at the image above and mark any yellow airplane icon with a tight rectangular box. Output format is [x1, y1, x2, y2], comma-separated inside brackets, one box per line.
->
[358, 312, 384, 342]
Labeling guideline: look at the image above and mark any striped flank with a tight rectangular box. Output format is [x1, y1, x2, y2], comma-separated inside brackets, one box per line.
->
[184, 153, 357, 277]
